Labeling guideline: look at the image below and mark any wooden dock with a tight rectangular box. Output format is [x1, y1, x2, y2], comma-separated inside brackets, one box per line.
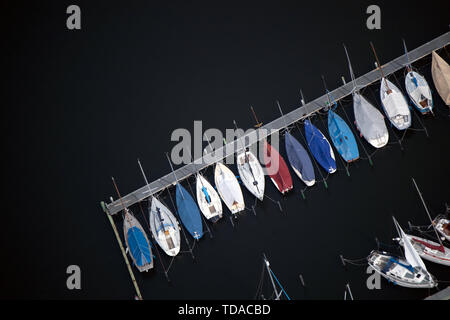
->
[103, 31, 450, 216]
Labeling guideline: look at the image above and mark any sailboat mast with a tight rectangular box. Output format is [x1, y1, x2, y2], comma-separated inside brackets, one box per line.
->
[166, 152, 184, 199]
[250, 106, 263, 128]
[402, 39, 412, 71]
[321, 75, 333, 107]
[263, 254, 280, 300]
[343, 45, 357, 93]
[370, 42, 391, 92]
[137, 159, 153, 197]
[345, 283, 354, 300]
[412, 178, 445, 247]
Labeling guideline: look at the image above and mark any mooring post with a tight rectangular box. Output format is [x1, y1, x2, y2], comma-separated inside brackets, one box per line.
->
[101, 201, 143, 300]
[299, 274, 305, 287]
[277, 201, 283, 212]
[340, 254, 346, 267]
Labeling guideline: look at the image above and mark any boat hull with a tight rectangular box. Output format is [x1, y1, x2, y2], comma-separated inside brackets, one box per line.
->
[196, 174, 223, 222]
[304, 120, 336, 174]
[431, 51, 450, 106]
[328, 109, 359, 162]
[236, 150, 265, 201]
[150, 197, 181, 256]
[400, 235, 450, 267]
[214, 162, 245, 214]
[176, 184, 204, 239]
[284, 132, 315, 186]
[380, 78, 411, 130]
[405, 71, 433, 114]
[368, 250, 436, 288]
[123, 211, 154, 272]
[263, 140, 293, 194]
[353, 93, 389, 148]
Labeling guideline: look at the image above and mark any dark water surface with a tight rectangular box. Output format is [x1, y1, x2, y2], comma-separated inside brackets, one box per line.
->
[2, 1, 449, 299]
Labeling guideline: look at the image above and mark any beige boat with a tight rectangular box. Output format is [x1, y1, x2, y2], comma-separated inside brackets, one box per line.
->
[431, 51, 450, 106]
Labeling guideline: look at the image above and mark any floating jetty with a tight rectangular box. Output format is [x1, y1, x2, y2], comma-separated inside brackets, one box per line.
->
[424, 287, 450, 300]
[101, 31, 449, 217]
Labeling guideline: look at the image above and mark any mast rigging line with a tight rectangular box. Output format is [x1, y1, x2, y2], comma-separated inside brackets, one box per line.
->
[103, 32, 450, 216]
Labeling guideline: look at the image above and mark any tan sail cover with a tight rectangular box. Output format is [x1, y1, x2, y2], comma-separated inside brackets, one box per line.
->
[431, 51, 450, 106]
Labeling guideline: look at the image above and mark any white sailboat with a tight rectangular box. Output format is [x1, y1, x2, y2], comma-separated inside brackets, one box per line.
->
[344, 45, 388, 148]
[371, 43, 411, 130]
[214, 162, 245, 214]
[368, 217, 437, 288]
[431, 51, 450, 106]
[149, 197, 181, 256]
[196, 173, 223, 222]
[403, 40, 433, 115]
[395, 178, 450, 266]
[138, 159, 181, 257]
[234, 120, 265, 201]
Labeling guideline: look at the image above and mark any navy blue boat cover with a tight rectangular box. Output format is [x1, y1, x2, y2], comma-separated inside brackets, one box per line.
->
[284, 132, 315, 184]
[176, 184, 204, 239]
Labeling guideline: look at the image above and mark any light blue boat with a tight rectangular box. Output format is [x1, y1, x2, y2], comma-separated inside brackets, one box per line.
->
[328, 108, 359, 162]
[176, 183, 203, 240]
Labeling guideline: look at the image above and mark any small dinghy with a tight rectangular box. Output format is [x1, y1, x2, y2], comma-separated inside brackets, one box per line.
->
[263, 139, 293, 194]
[368, 217, 437, 289]
[304, 119, 336, 174]
[176, 183, 204, 240]
[112, 177, 153, 272]
[431, 51, 450, 106]
[343, 45, 389, 148]
[236, 150, 265, 201]
[196, 173, 223, 223]
[371, 43, 411, 130]
[284, 132, 315, 186]
[149, 197, 181, 257]
[403, 41, 433, 114]
[123, 210, 154, 271]
[214, 162, 245, 214]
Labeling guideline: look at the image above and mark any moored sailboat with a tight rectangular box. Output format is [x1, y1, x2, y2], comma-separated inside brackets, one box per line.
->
[431, 51, 450, 106]
[403, 40, 433, 115]
[343, 45, 389, 148]
[371, 42, 411, 130]
[233, 120, 265, 201]
[368, 217, 437, 288]
[112, 177, 154, 272]
[138, 159, 181, 257]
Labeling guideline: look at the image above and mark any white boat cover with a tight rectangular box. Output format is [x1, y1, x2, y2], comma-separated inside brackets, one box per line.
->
[380, 78, 411, 130]
[431, 51, 450, 105]
[353, 92, 388, 148]
[214, 162, 245, 214]
[236, 150, 265, 201]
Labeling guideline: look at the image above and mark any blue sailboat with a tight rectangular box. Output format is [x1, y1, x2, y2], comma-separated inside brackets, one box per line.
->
[176, 183, 204, 239]
[322, 77, 359, 163]
[328, 109, 359, 162]
[112, 177, 153, 272]
[304, 119, 336, 174]
[284, 132, 315, 186]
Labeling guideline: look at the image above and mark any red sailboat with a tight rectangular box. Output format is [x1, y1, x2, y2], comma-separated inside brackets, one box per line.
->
[250, 107, 293, 195]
